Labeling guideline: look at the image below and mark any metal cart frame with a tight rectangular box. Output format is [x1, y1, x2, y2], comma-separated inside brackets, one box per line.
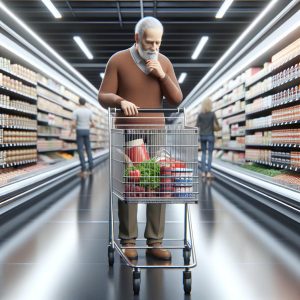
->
[107, 108, 199, 295]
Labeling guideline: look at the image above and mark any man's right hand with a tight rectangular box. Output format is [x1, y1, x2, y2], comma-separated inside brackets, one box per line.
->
[120, 100, 139, 116]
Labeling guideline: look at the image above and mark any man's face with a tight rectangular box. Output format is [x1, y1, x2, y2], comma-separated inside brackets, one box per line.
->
[136, 28, 162, 61]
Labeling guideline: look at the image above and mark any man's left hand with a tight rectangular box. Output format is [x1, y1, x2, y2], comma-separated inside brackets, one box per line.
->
[146, 60, 165, 79]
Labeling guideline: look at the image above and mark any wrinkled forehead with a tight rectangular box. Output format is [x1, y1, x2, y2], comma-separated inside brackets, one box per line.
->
[142, 28, 163, 41]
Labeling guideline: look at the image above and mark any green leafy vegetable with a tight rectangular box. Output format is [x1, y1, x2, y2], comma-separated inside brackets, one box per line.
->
[125, 158, 160, 189]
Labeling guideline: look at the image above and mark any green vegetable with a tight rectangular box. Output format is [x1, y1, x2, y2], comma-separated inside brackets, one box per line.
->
[242, 163, 283, 177]
[125, 158, 160, 189]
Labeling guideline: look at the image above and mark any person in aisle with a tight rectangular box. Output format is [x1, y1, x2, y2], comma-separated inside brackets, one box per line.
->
[71, 98, 95, 177]
[98, 16, 183, 261]
[196, 98, 220, 179]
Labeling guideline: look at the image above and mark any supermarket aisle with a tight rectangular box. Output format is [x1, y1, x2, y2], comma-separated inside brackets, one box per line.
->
[0, 160, 299, 300]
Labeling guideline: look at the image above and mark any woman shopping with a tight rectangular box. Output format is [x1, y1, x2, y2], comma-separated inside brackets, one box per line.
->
[196, 98, 221, 179]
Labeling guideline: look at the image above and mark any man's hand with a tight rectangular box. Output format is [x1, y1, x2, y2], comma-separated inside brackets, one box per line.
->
[146, 60, 165, 79]
[120, 100, 139, 116]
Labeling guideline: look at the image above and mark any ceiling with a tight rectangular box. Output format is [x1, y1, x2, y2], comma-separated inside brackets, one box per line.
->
[2, 0, 271, 100]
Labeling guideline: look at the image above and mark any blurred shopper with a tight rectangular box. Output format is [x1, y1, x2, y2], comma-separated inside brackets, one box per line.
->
[196, 98, 220, 179]
[98, 16, 182, 261]
[71, 98, 95, 176]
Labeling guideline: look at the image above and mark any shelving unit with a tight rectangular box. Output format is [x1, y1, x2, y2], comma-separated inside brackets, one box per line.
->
[187, 34, 300, 189]
[0, 58, 38, 169]
[244, 37, 300, 176]
[0, 53, 108, 185]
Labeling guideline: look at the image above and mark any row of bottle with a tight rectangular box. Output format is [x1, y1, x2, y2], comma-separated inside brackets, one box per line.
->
[0, 57, 37, 83]
[0, 149, 37, 165]
[0, 114, 37, 129]
[0, 94, 37, 115]
[272, 104, 300, 124]
[0, 73, 37, 98]
[246, 63, 300, 100]
[246, 84, 300, 114]
[0, 129, 37, 144]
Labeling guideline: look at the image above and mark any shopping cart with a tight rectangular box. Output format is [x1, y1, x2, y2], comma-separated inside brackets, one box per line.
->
[107, 108, 199, 295]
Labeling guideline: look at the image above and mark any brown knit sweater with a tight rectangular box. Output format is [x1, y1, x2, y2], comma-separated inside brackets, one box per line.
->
[98, 47, 183, 126]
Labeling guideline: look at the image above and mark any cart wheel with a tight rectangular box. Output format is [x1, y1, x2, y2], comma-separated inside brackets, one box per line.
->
[183, 270, 192, 295]
[183, 248, 191, 265]
[108, 246, 114, 266]
[133, 270, 141, 295]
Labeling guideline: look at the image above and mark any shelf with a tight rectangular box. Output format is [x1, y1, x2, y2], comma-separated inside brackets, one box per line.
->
[245, 69, 271, 88]
[227, 118, 246, 125]
[0, 68, 37, 86]
[0, 86, 37, 102]
[38, 134, 60, 138]
[231, 133, 245, 137]
[246, 120, 300, 131]
[213, 94, 245, 111]
[60, 137, 76, 141]
[37, 81, 65, 99]
[246, 159, 300, 172]
[37, 94, 62, 106]
[245, 76, 300, 102]
[62, 148, 77, 151]
[246, 96, 300, 117]
[222, 109, 245, 119]
[215, 146, 245, 151]
[213, 81, 245, 101]
[246, 143, 300, 149]
[1, 159, 37, 168]
[38, 148, 63, 152]
[0, 143, 36, 148]
[0, 105, 37, 117]
[37, 119, 64, 128]
[37, 92, 74, 112]
[0, 125, 37, 131]
[37, 107, 72, 120]
[271, 53, 300, 75]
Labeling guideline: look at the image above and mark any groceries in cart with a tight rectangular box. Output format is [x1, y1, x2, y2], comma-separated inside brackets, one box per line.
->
[124, 141, 194, 198]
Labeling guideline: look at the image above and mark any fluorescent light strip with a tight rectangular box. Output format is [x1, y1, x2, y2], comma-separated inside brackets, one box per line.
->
[100, 72, 105, 79]
[191, 36, 209, 60]
[182, 0, 279, 106]
[188, 12, 300, 111]
[73, 36, 93, 60]
[178, 72, 187, 84]
[0, 2, 98, 94]
[41, 0, 62, 18]
[216, 0, 234, 19]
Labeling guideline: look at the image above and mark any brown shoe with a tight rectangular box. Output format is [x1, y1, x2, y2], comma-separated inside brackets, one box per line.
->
[122, 243, 138, 260]
[146, 243, 172, 261]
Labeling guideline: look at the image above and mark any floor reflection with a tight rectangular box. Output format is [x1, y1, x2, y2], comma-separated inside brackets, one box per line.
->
[199, 180, 215, 242]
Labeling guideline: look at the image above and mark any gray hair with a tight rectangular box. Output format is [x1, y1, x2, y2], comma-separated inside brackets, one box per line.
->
[135, 17, 163, 38]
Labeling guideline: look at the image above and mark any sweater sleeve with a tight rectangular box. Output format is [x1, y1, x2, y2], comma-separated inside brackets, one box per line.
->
[98, 56, 124, 109]
[159, 58, 183, 106]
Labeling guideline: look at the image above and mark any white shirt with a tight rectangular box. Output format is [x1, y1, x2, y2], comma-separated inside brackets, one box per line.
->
[73, 107, 92, 130]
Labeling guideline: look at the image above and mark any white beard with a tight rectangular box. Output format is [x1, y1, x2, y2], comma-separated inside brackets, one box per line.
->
[137, 42, 158, 61]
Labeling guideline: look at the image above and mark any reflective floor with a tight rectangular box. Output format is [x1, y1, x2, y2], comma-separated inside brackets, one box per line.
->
[0, 160, 299, 300]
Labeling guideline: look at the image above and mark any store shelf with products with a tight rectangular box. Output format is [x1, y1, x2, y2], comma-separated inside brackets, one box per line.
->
[0, 54, 108, 187]
[0, 59, 38, 171]
[194, 35, 300, 191]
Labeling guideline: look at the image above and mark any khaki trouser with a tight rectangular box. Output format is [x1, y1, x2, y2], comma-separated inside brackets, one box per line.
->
[119, 129, 166, 245]
[118, 201, 166, 245]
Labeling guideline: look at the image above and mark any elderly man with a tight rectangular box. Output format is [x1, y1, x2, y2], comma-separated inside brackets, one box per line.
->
[99, 16, 182, 261]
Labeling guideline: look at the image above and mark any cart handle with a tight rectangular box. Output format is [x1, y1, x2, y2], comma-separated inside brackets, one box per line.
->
[110, 108, 185, 114]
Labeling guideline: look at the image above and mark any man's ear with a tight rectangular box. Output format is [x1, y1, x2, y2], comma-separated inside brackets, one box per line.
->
[134, 33, 139, 44]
